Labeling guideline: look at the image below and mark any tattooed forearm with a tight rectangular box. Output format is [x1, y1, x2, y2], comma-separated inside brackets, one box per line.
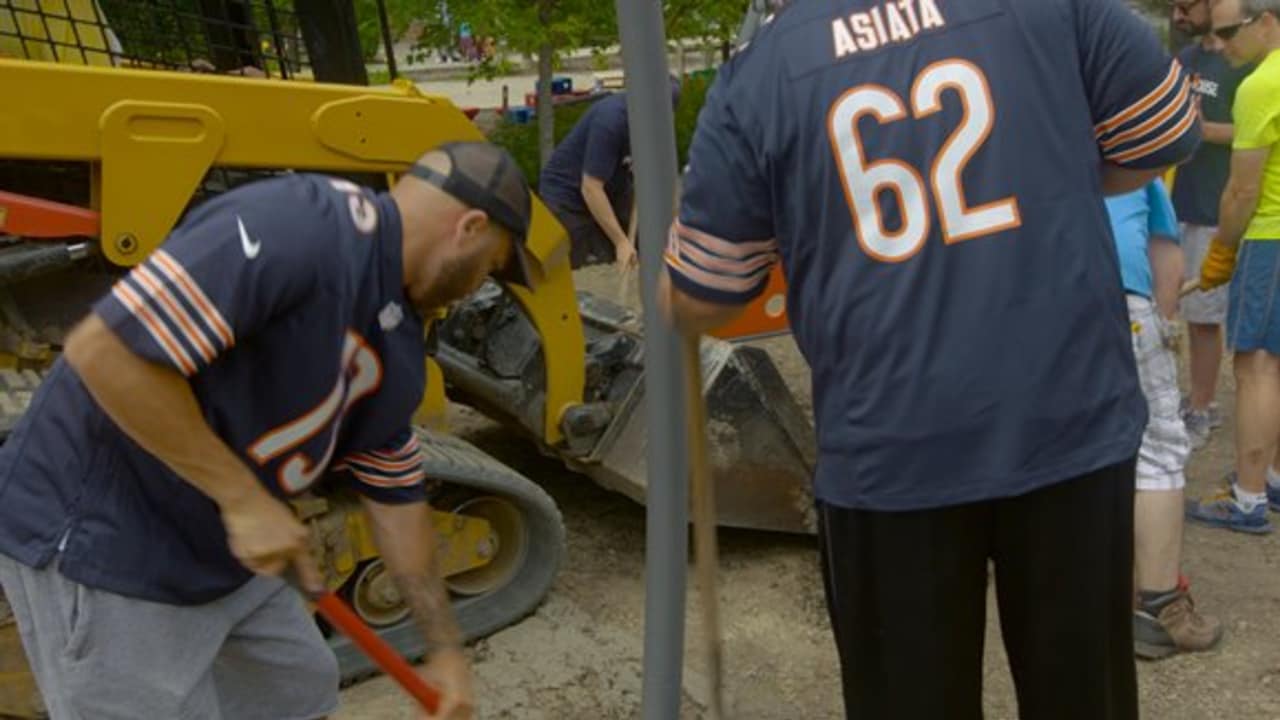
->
[393, 568, 463, 657]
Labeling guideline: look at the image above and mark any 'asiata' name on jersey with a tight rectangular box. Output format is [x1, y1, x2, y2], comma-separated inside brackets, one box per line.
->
[832, 0, 946, 58]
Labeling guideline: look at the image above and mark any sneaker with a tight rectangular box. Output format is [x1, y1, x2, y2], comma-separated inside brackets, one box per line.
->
[1134, 591, 1225, 660]
[1221, 471, 1280, 513]
[1185, 487, 1273, 534]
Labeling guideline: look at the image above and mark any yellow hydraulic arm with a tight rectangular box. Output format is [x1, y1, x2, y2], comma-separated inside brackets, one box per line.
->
[0, 58, 584, 446]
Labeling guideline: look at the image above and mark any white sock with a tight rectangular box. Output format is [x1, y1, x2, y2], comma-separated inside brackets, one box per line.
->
[1267, 467, 1280, 490]
[1233, 485, 1268, 512]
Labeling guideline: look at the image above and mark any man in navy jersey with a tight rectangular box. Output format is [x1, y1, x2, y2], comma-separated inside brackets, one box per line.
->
[0, 141, 533, 720]
[538, 77, 681, 269]
[660, 1, 1200, 717]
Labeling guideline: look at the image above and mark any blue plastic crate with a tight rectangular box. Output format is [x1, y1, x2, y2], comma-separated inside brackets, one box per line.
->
[504, 106, 534, 124]
[537, 76, 573, 95]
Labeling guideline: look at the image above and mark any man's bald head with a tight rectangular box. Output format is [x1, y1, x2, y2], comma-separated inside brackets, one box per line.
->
[392, 141, 535, 314]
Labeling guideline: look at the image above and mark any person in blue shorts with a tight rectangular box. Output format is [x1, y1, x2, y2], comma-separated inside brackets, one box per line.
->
[1170, 0, 1257, 448]
[1187, 0, 1280, 535]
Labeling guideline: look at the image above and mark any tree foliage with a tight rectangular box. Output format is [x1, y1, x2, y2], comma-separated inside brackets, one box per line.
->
[411, 0, 615, 78]
[664, 0, 751, 48]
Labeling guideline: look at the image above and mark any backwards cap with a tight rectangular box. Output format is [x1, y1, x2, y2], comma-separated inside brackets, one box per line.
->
[408, 141, 536, 288]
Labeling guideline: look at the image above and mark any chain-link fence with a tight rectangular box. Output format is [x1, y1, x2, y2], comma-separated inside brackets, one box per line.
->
[0, 0, 397, 213]
[0, 0, 318, 77]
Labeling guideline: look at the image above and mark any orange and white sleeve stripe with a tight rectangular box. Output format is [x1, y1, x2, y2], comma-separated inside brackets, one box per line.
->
[109, 249, 236, 376]
[664, 219, 778, 302]
[1095, 60, 1199, 166]
[335, 433, 426, 489]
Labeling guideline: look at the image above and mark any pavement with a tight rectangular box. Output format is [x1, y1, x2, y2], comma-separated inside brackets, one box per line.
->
[375, 41, 716, 111]
[413, 71, 612, 111]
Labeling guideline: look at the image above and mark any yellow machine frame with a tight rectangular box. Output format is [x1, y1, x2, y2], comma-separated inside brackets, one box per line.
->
[0, 58, 585, 448]
[1, 10, 578, 717]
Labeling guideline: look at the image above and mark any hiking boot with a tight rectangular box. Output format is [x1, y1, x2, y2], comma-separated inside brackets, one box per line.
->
[1134, 591, 1225, 660]
[1180, 397, 1224, 425]
[1185, 486, 1273, 534]
[1180, 398, 1223, 451]
[1183, 409, 1214, 450]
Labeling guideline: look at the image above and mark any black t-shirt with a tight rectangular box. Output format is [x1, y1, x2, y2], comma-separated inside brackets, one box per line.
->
[1172, 43, 1255, 226]
[538, 93, 632, 215]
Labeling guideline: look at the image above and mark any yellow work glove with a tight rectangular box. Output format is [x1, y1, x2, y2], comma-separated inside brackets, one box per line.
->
[1199, 237, 1239, 291]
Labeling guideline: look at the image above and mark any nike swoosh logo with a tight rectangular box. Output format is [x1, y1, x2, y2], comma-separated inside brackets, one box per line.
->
[237, 216, 261, 259]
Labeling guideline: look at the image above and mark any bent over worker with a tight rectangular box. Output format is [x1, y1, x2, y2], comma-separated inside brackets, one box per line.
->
[538, 78, 680, 270]
[0, 141, 535, 720]
[660, 0, 1200, 717]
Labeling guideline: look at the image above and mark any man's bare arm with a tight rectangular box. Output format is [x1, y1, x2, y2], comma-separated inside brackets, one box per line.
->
[64, 313, 262, 510]
[1217, 148, 1270, 247]
[1148, 235, 1185, 320]
[359, 497, 463, 656]
[1100, 164, 1171, 196]
[1200, 120, 1234, 145]
[581, 175, 631, 254]
[64, 313, 319, 585]
[658, 271, 748, 338]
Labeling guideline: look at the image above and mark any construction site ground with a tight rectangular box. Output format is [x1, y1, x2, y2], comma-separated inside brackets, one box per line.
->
[337, 266, 1280, 718]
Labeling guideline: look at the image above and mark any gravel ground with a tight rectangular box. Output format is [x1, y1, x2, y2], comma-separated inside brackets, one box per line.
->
[337, 267, 1280, 718]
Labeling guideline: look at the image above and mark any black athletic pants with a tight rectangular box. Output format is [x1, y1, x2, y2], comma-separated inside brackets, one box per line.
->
[817, 460, 1138, 720]
[546, 189, 634, 269]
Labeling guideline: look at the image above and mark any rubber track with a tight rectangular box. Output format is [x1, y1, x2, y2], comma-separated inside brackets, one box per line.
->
[330, 427, 566, 687]
[0, 368, 45, 441]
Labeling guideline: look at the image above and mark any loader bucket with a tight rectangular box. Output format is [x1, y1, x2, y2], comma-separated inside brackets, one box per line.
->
[435, 283, 818, 535]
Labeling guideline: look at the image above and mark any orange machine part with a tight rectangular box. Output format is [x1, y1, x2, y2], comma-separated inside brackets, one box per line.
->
[0, 191, 100, 239]
[709, 264, 792, 342]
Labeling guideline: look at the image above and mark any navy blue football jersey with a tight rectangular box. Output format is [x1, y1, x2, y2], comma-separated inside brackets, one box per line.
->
[667, 0, 1201, 510]
[0, 174, 430, 603]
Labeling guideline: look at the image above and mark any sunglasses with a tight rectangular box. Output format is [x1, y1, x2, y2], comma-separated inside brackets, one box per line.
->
[1213, 14, 1258, 40]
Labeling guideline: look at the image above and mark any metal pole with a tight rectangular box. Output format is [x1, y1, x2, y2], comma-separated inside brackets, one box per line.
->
[374, 0, 399, 81]
[613, 2, 688, 719]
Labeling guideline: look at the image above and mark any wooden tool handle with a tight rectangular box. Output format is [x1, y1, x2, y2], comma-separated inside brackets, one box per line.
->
[682, 336, 725, 719]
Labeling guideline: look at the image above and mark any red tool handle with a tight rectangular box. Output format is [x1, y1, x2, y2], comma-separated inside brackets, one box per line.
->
[314, 592, 442, 714]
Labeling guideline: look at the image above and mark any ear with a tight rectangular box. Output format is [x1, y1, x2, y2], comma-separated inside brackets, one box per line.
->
[458, 209, 490, 239]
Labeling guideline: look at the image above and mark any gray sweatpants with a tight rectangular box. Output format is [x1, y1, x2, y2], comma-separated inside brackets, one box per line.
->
[0, 554, 339, 720]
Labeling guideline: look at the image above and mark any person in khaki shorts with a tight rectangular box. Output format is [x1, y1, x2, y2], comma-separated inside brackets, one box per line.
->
[1187, 0, 1280, 534]
[1170, 0, 1258, 449]
[1105, 179, 1224, 659]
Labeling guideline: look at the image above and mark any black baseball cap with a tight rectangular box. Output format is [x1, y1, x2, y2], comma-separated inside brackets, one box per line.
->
[408, 141, 536, 288]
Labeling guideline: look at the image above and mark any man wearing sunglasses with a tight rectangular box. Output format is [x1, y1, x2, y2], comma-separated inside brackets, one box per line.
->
[1187, 0, 1280, 534]
[1170, 0, 1256, 451]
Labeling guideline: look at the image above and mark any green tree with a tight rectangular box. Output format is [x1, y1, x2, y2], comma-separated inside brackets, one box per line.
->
[415, 0, 618, 165]
[418, 0, 755, 162]
[664, 0, 750, 69]
[353, 0, 419, 62]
